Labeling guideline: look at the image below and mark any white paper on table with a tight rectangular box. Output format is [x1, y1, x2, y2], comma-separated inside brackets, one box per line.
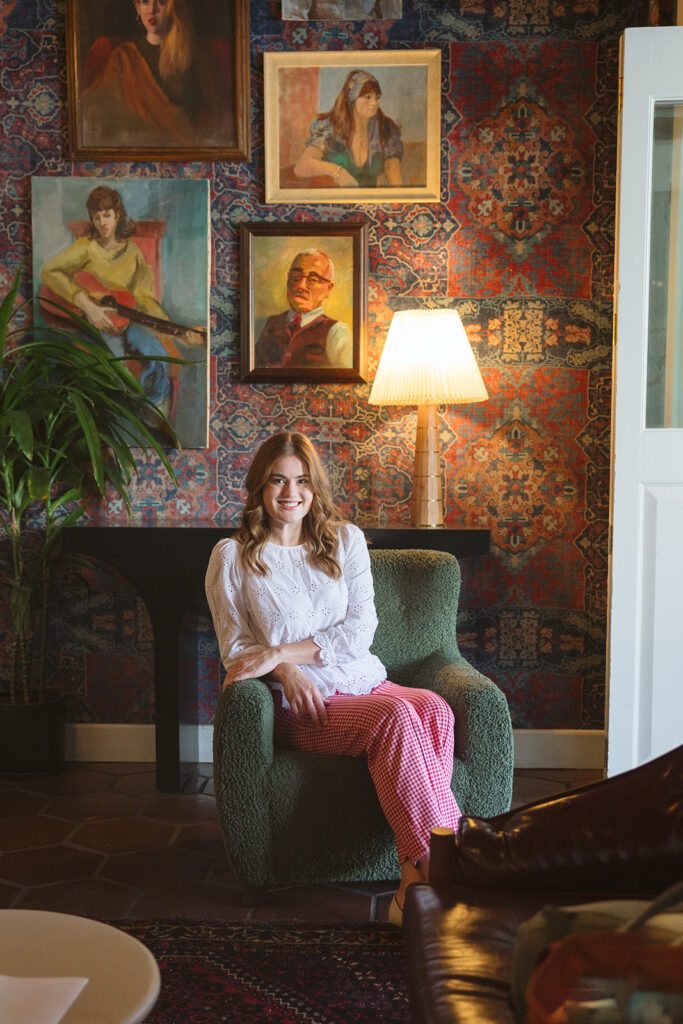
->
[0, 974, 88, 1024]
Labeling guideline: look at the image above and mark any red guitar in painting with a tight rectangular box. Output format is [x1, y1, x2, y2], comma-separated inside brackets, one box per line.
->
[39, 271, 207, 342]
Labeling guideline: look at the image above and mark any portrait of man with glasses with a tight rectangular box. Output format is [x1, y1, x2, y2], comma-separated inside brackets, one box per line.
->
[254, 249, 352, 369]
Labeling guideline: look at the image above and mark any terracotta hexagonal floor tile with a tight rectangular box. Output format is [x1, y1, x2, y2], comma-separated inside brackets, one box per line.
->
[0, 845, 103, 886]
[72, 816, 176, 854]
[0, 881, 21, 908]
[173, 820, 226, 859]
[0, 815, 74, 852]
[205, 858, 239, 886]
[0, 790, 48, 818]
[15, 878, 139, 917]
[45, 791, 146, 822]
[132, 881, 249, 920]
[7, 767, 116, 796]
[98, 847, 209, 889]
[141, 793, 217, 824]
[249, 884, 377, 922]
[88, 763, 152, 775]
[111, 771, 160, 797]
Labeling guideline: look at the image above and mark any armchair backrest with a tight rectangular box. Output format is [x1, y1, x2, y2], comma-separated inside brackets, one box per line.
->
[369, 548, 462, 679]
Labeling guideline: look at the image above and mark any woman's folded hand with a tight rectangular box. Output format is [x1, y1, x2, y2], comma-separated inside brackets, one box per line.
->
[272, 664, 329, 729]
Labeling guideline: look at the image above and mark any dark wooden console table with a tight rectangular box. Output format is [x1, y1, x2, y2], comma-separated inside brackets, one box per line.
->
[63, 526, 490, 790]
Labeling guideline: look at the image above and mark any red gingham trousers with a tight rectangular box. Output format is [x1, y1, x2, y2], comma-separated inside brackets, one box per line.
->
[273, 680, 462, 865]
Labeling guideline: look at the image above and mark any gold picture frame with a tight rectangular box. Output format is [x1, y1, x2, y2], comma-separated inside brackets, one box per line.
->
[264, 50, 441, 204]
[65, 0, 250, 162]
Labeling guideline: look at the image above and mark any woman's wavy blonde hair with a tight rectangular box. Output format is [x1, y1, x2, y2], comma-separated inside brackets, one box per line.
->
[234, 432, 344, 578]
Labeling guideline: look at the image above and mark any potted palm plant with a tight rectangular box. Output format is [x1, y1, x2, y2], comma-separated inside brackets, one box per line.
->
[0, 269, 181, 774]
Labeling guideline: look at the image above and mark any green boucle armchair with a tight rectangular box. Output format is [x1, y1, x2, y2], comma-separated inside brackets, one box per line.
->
[213, 548, 513, 893]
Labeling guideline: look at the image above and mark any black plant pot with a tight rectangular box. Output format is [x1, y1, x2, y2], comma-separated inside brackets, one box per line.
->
[0, 692, 65, 776]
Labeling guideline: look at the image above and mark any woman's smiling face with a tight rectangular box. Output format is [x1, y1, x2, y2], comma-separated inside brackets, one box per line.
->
[262, 456, 314, 539]
[136, 0, 170, 42]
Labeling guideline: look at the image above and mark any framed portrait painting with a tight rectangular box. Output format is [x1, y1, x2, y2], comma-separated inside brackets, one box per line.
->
[31, 176, 210, 449]
[65, 0, 250, 161]
[264, 50, 440, 204]
[241, 221, 368, 384]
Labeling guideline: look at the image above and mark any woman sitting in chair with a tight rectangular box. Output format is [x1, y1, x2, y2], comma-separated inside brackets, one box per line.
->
[205, 431, 462, 925]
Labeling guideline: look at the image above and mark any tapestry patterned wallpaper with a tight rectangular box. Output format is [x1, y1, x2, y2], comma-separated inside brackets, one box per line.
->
[0, 0, 649, 730]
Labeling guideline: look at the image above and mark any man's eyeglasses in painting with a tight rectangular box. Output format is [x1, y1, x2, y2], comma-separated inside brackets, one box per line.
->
[287, 269, 332, 286]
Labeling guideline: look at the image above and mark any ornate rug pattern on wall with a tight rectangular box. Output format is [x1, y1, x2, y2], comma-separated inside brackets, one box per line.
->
[0, 0, 649, 732]
[447, 42, 597, 297]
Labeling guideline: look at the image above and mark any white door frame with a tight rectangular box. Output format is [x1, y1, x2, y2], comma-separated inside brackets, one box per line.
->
[608, 27, 683, 775]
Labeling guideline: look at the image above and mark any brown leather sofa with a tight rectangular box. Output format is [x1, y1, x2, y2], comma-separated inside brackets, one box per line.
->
[403, 744, 683, 1024]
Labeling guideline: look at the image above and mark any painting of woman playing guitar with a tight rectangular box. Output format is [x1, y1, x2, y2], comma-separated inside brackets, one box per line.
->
[38, 184, 205, 442]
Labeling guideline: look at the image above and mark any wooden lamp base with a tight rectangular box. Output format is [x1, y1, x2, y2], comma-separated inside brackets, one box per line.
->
[410, 404, 444, 528]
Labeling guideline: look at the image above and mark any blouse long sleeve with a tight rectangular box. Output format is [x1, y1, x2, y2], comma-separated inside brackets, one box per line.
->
[205, 540, 269, 672]
[311, 525, 378, 668]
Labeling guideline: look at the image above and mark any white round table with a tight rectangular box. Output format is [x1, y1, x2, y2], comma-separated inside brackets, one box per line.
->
[0, 910, 160, 1024]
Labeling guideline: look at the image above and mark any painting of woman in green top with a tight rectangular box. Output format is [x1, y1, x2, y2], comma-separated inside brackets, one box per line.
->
[264, 51, 441, 204]
[294, 69, 404, 189]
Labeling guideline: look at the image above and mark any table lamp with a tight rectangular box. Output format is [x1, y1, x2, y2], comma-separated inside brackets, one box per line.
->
[368, 308, 488, 528]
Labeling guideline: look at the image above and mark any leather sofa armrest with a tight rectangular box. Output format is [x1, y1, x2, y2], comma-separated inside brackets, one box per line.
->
[448, 744, 683, 896]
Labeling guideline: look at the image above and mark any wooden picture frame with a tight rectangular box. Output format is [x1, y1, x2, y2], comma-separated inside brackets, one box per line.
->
[264, 50, 441, 204]
[65, 0, 250, 162]
[241, 221, 368, 383]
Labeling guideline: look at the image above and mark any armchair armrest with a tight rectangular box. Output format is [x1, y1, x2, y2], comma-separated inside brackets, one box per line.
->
[448, 743, 683, 896]
[415, 652, 514, 818]
[213, 677, 276, 886]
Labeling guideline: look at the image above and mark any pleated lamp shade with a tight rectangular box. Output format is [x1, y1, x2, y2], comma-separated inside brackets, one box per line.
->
[368, 309, 488, 527]
[368, 309, 489, 407]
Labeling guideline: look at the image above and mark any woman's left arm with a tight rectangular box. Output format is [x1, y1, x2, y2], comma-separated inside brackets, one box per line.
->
[311, 526, 378, 667]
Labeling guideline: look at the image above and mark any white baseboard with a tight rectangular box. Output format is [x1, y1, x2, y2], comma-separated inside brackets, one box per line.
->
[513, 729, 605, 769]
[66, 724, 606, 770]
[65, 723, 156, 762]
[197, 724, 213, 762]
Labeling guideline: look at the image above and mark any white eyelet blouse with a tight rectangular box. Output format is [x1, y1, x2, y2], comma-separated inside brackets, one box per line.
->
[204, 522, 387, 707]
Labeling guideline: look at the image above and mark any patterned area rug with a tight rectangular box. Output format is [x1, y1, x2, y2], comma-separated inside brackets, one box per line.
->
[115, 919, 411, 1023]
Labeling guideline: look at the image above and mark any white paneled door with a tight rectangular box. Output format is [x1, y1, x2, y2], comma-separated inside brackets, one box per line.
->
[608, 27, 683, 774]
